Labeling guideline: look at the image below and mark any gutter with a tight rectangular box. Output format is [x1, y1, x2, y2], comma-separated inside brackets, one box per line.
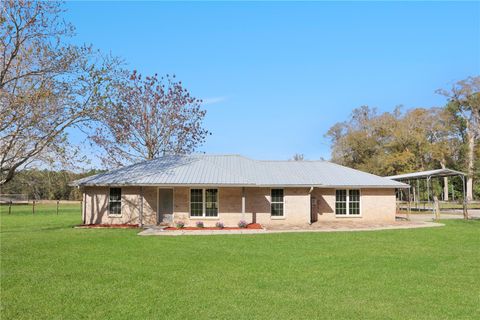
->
[72, 183, 407, 189]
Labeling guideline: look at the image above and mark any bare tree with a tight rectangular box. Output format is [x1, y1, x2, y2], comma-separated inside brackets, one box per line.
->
[437, 76, 480, 201]
[0, 0, 119, 185]
[291, 153, 305, 161]
[90, 71, 210, 167]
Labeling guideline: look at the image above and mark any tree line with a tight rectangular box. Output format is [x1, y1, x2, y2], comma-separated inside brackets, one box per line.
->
[326, 77, 479, 200]
[0, 169, 104, 200]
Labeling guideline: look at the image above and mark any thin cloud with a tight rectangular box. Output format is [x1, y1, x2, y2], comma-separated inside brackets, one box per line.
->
[202, 96, 227, 106]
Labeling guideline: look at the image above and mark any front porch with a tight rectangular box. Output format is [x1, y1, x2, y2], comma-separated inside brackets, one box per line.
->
[139, 186, 310, 227]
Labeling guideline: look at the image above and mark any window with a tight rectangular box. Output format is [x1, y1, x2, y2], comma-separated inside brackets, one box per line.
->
[335, 190, 347, 215]
[205, 189, 218, 217]
[190, 189, 203, 217]
[349, 190, 360, 215]
[190, 188, 218, 217]
[109, 188, 122, 215]
[271, 189, 284, 217]
[335, 189, 361, 216]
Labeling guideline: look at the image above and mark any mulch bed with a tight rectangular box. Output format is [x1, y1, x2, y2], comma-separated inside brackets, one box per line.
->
[165, 223, 263, 231]
[76, 224, 139, 229]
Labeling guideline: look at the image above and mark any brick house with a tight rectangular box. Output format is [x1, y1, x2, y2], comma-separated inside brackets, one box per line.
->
[72, 155, 407, 227]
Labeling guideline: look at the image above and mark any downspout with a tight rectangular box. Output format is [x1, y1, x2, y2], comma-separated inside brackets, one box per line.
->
[308, 187, 314, 225]
[241, 187, 246, 221]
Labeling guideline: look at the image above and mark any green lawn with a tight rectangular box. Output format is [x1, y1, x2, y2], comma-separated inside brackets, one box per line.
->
[1, 204, 479, 319]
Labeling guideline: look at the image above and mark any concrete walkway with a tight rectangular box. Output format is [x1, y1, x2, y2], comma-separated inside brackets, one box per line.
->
[138, 220, 443, 236]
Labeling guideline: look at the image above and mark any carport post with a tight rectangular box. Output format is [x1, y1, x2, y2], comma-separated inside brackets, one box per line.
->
[426, 177, 431, 212]
[416, 180, 420, 209]
[407, 187, 411, 220]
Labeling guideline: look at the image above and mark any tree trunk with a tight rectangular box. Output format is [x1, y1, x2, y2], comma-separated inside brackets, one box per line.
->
[440, 161, 448, 201]
[466, 125, 475, 201]
[433, 196, 440, 221]
[466, 177, 473, 201]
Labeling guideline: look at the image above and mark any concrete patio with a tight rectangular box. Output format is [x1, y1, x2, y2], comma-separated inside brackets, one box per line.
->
[138, 220, 443, 236]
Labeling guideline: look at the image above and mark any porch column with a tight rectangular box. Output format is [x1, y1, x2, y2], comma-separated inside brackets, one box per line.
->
[82, 190, 86, 225]
[139, 186, 144, 227]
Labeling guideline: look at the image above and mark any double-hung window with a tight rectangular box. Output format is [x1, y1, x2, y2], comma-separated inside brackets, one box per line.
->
[271, 189, 284, 217]
[335, 189, 360, 216]
[109, 188, 122, 216]
[190, 189, 218, 217]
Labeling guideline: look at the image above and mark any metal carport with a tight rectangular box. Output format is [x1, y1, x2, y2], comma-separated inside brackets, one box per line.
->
[386, 168, 469, 220]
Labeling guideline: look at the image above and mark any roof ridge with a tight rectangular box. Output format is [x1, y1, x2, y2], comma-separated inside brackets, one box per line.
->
[258, 160, 325, 163]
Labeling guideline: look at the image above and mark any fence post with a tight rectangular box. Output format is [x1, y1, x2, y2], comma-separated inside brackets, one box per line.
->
[9, 201, 12, 215]
[32, 200, 35, 215]
[56, 200, 59, 215]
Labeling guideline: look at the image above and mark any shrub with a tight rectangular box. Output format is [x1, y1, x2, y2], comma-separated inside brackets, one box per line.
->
[215, 221, 224, 229]
[196, 221, 204, 228]
[238, 220, 248, 228]
[175, 221, 185, 229]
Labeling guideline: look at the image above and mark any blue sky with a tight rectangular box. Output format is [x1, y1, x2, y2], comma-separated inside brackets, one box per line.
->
[64, 1, 479, 167]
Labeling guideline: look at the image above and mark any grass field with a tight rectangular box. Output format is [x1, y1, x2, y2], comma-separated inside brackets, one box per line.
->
[1, 204, 479, 319]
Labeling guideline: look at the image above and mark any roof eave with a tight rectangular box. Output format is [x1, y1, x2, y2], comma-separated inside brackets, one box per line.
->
[74, 183, 406, 188]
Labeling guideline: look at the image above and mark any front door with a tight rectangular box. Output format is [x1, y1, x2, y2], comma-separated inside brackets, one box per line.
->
[158, 189, 173, 225]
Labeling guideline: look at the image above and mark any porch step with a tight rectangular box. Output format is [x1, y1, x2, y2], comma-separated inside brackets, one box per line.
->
[142, 225, 167, 230]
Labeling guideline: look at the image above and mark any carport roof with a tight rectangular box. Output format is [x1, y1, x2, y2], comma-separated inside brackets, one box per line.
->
[386, 168, 466, 181]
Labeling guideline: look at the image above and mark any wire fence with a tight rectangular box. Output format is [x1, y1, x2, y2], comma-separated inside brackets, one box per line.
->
[0, 194, 29, 204]
[1, 198, 82, 215]
[397, 200, 480, 212]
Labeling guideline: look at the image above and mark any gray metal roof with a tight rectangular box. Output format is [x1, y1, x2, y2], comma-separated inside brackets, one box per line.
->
[72, 154, 408, 188]
[386, 168, 466, 181]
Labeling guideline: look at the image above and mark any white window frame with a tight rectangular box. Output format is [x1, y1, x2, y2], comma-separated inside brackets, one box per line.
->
[335, 189, 361, 217]
[189, 188, 219, 219]
[108, 187, 122, 217]
[270, 188, 285, 219]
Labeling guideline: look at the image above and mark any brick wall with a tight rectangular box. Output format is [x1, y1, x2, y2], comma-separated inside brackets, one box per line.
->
[83, 186, 396, 226]
[311, 188, 396, 222]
